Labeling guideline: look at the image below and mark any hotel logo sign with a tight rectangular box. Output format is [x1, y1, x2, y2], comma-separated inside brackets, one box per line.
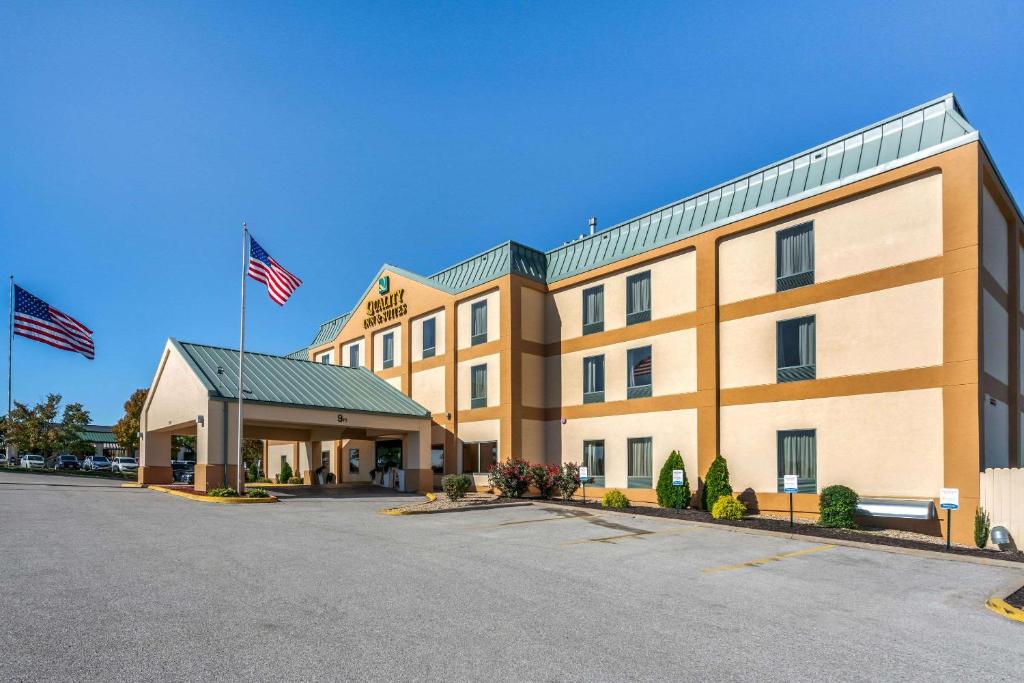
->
[364, 288, 407, 329]
[378, 275, 390, 295]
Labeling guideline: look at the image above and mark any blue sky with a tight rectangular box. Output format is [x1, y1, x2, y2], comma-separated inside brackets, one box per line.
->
[1, 1, 1022, 423]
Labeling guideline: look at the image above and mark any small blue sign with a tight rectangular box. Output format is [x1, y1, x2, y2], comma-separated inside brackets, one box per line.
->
[783, 474, 799, 494]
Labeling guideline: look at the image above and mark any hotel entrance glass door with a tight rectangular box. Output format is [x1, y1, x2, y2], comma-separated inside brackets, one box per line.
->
[375, 440, 403, 471]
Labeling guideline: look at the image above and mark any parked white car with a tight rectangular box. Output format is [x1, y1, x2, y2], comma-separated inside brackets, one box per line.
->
[19, 454, 46, 469]
[111, 457, 138, 473]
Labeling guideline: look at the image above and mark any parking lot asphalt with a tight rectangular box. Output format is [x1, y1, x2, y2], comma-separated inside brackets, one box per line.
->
[1, 470, 1022, 682]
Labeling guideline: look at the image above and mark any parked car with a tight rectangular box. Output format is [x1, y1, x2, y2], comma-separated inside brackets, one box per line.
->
[0, 452, 15, 467]
[19, 454, 46, 469]
[82, 455, 112, 471]
[111, 457, 138, 473]
[171, 460, 195, 483]
[53, 455, 81, 470]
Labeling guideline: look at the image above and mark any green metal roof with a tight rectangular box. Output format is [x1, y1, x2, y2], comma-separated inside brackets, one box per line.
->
[285, 348, 309, 360]
[78, 425, 117, 445]
[428, 241, 546, 292]
[310, 312, 352, 347]
[172, 340, 429, 418]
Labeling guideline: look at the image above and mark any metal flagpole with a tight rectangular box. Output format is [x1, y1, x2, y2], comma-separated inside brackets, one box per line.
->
[7, 276, 12, 431]
[236, 223, 248, 492]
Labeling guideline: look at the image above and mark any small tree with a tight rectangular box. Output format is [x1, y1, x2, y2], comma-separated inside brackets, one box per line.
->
[5, 394, 91, 458]
[701, 454, 733, 510]
[554, 462, 580, 500]
[974, 507, 991, 549]
[656, 451, 691, 509]
[278, 460, 294, 484]
[112, 388, 147, 455]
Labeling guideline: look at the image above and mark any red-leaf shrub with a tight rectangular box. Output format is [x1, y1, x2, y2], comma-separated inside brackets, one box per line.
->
[488, 460, 531, 498]
[528, 464, 561, 499]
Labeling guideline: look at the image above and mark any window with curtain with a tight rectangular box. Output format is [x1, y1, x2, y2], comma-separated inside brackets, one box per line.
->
[382, 332, 394, 369]
[776, 315, 816, 382]
[471, 300, 488, 345]
[776, 222, 815, 291]
[349, 344, 359, 367]
[627, 345, 653, 398]
[582, 286, 604, 335]
[627, 437, 653, 488]
[462, 441, 497, 474]
[583, 440, 605, 487]
[471, 364, 488, 408]
[583, 355, 605, 403]
[422, 317, 436, 358]
[777, 429, 817, 493]
[626, 271, 652, 325]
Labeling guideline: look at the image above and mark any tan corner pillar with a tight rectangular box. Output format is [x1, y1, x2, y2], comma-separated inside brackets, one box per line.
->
[694, 237, 720, 507]
[138, 431, 173, 485]
[402, 423, 432, 493]
[194, 400, 240, 493]
[299, 440, 320, 484]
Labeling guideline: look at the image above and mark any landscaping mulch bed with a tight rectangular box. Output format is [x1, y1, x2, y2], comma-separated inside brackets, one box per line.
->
[387, 493, 531, 514]
[1006, 585, 1024, 609]
[529, 497, 1024, 564]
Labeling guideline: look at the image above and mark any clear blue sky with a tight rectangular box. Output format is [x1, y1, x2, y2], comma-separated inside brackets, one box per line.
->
[1, 1, 1022, 423]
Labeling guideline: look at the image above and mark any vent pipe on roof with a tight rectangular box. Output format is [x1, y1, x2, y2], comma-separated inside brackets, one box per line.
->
[589, 216, 597, 236]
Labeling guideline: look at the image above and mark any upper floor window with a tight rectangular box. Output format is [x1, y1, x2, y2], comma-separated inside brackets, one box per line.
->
[471, 301, 488, 346]
[777, 315, 815, 382]
[583, 355, 605, 404]
[626, 271, 652, 325]
[627, 345, 652, 398]
[582, 286, 604, 335]
[627, 437, 653, 489]
[382, 332, 395, 369]
[349, 344, 359, 368]
[422, 317, 436, 359]
[471, 364, 488, 408]
[777, 429, 817, 493]
[317, 352, 331, 364]
[776, 222, 814, 291]
[583, 440, 605, 487]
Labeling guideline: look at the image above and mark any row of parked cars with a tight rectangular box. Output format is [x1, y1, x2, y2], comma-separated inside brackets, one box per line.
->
[1, 452, 139, 473]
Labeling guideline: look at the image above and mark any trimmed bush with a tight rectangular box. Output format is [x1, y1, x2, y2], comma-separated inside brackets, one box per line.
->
[656, 451, 691, 509]
[287, 476, 303, 485]
[554, 462, 580, 501]
[818, 484, 859, 528]
[528, 464, 560, 499]
[711, 495, 746, 520]
[207, 487, 239, 498]
[246, 488, 270, 498]
[278, 461, 293, 484]
[488, 460, 531, 498]
[974, 506, 991, 549]
[442, 474, 472, 501]
[601, 490, 630, 509]
[701, 455, 733, 510]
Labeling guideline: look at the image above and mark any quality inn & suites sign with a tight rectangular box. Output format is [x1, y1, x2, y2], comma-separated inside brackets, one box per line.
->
[364, 288, 407, 329]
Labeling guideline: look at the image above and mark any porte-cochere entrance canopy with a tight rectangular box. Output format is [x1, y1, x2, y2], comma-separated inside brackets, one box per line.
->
[139, 339, 433, 493]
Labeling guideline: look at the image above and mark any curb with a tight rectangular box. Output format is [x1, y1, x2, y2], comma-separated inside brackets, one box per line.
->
[148, 485, 278, 504]
[986, 597, 1024, 624]
[120, 483, 145, 488]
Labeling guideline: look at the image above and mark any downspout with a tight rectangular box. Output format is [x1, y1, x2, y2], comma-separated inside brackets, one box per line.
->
[222, 400, 229, 488]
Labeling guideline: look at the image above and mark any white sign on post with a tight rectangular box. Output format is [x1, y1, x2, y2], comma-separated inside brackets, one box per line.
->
[939, 487, 959, 510]
[672, 469, 684, 486]
[783, 475, 799, 494]
[579, 466, 589, 482]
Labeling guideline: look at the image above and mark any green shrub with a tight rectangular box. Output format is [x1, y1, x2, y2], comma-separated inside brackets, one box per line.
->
[818, 484, 859, 528]
[701, 455, 733, 510]
[974, 506, 991, 549]
[711, 495, 746, 520]
[528, 464, 560, 499]
[554, 462, 580, 500]
[247, 461, 259, 482]
[656, 450, 691, 509]
[442, 474, 472, 501]
[488, 460, 531, 498]
[278, 461, 293, 484]
[207, 487, 239, 498]
[601, 490, 630, 509]
[287, 476, 303, 485]
[246, 488, 270, 498]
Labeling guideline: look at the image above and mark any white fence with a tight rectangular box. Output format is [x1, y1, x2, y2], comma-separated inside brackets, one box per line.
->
[980, 468, 1024, 546]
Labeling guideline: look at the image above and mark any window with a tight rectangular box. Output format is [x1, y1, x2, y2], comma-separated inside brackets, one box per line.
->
[321, 450, 330, 469]
[431, 444, 444, 474]
[471, 300, 488, 345]
[582, 286, 604, 335]
[382, 332, 394, 369]
[777, 315, 816, 382]
[776, 222, 814, 291]
[280, 455, 287, 474]
[583, 355, 605, 404]
[626, 271, 652, 325]
[627, 437, 653, 488]
[627, 345, 652, 398]
[349, 344, 359, 368]
[422, 317, 436, 359]
[462, 441, 497, 474]
[348, 448, 359, 474]
[471, 364, 488, 408]
[317, 352, 331, 364]
[583, 440, 605, 487]
[777, 429, 817, 493]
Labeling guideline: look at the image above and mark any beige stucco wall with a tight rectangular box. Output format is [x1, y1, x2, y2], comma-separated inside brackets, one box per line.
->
[341, 339, 364, 367]
[520, 352, 546, 408]
[411, 309, 446, 362]
[545, 329, 697, 406]
[521, 419, 547, 462]
[340, 438, 374, 482]
[545, 250, 696, 343]
[385, 376, 403, 392]
[456, 289, 500, 349]
[144, 347, 211, 431]
[547, 409, 698, 490]
[457, 353, 500, 410]
[411, 365, 445, 414]
[982, 185, 1009, 291]
[719, 279, 943, 389]
[520, 286, 546, 344]
[720, 388, 944, 498]
[718, 173, 943, 305]
[370, 325, 397, 370]
[266, 442, 295, 480]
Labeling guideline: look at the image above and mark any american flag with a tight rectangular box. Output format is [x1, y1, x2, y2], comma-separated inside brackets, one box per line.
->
[632, 354, 652, 382]
[247, 235, 302, 305]
[13, 285, 95, 360]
